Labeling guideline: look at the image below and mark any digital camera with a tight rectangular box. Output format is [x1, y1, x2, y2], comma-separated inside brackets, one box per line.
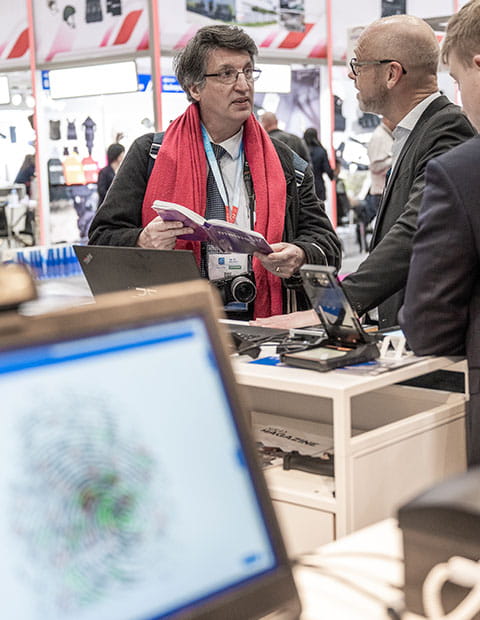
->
[213, 273, 256, 305]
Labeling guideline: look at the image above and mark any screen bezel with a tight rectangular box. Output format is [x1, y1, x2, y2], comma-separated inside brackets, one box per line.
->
[0, 281, 300, 620]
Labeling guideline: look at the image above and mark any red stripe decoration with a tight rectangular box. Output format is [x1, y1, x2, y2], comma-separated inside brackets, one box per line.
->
[113, 9, 142, 45]
[137, 29, 149, 50]
[7, 28, 29, 59]
[259, 30, 279, 48]
[174, 25, 198, 50]
[308, 42, 327, 58]
[100, 26, 115, 47]
[278, 22, 314, 49]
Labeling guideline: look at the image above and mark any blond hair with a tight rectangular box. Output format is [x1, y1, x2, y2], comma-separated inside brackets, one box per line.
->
[442, 0, 480, 66]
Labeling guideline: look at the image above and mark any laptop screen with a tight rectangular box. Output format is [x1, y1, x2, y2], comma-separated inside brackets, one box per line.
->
[0, 313, 278, 619]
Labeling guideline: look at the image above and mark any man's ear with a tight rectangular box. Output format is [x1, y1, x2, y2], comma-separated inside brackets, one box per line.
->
[385, 61, 404, 90]
[189, 84, 201, 102]
[473, 53, 480, 71]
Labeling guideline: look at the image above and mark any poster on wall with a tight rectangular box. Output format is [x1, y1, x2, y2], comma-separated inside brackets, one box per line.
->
[279, 0, 305, 32]
[165, 0, 325, 60]
[0, 3, 29, 70]
[381, 0, 407, 16]
[254, 67, 320, 136]
[34, 0, 149, 65]
[236, 0, 278, 26]
[186, 0, 236, 23]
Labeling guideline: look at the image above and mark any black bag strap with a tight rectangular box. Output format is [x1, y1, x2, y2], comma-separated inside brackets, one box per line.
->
[147, 131, 165, 178]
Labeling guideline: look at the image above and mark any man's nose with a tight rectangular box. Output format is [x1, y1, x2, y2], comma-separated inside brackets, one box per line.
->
[235, 72, 250, 87]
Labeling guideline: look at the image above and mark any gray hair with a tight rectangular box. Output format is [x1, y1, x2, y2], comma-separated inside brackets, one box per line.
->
[174, 25, 258, 102]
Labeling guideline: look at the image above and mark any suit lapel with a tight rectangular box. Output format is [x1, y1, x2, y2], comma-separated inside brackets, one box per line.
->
[371, 95, 450, 246]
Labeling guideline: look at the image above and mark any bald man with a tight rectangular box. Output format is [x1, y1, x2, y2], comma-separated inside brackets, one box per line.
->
[260, 111, 311, 162]
[342, 15, 475, 328]
[254, 14, 475, 331]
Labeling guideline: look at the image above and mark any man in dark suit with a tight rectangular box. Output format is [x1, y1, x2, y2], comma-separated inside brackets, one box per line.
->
[341, 14, 475, 328]
[400, 0, 480, 466]
[253, 14, 475, 332]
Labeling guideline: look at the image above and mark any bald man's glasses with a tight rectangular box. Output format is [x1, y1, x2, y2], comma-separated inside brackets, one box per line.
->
[349, 58, 407, 76]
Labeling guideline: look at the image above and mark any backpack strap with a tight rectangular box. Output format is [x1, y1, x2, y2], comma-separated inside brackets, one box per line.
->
[292, 151, 309, 188]
[147, 131, 165, 178]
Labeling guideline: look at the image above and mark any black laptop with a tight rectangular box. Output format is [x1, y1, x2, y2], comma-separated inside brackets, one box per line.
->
[0, 280, 301, 620]
[74, 245, 200, 296]
[74, 245, 289, 348]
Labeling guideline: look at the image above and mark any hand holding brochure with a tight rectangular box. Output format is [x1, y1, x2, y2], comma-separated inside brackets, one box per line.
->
[152, 200, 273, 255]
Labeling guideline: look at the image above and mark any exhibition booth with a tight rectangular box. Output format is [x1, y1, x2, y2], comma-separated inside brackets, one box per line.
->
[0, 1, 477, 619]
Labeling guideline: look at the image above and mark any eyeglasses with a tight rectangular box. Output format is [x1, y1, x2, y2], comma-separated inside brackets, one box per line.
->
[349, 58, 407, 77]
[203, 67, 262, 85]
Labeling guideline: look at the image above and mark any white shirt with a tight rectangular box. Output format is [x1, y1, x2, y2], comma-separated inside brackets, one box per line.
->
[390, 92, 442, 175]
[213, 127, 251, 231]
[367, 122, 393, 195]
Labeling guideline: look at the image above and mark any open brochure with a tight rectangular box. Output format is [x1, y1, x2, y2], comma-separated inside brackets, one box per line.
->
[152, 200, 273, 255]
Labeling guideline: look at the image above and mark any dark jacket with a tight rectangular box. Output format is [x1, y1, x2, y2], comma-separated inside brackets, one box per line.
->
[399, 135, 480, 465]
[268, 128, 310, 163]
[97, 164, 115, 206]
[308, 143, 334, 201]
[341, 96, 476, 328]
[88, 133, 341, 313]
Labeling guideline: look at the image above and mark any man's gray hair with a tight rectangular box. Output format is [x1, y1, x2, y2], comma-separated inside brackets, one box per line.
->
[174, 25, 258, 103]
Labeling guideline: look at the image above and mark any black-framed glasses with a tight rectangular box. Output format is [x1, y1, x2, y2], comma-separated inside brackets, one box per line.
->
[203, 67, 262, 85]
[349, 57, 407, 77]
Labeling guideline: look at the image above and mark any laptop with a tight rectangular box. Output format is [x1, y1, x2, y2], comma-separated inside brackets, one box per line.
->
[0, 279, 301, 620]
[74, 245, 200, 296]
[74, 244, 289, 348]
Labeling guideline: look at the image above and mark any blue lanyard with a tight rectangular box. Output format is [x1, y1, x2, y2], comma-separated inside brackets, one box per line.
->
[201, 125, 244, 223]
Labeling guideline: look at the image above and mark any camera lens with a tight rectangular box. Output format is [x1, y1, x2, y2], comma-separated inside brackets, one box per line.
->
[231, 276, 256, 304]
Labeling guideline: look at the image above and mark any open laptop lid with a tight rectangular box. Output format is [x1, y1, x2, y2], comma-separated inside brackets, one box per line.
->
[0, 281, 300, 620]
[300, 264, 374, 346]
[74, 245, 200, 296]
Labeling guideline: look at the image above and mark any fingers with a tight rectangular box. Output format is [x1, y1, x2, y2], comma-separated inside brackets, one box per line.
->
[138, 217, 194, 250]
[255, 243, 305, 278]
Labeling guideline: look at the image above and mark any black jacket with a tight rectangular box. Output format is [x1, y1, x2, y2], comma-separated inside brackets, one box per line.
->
[88, 133, 341, 313]
[400, 136, 480, 464]
[342, 96, 476, 328]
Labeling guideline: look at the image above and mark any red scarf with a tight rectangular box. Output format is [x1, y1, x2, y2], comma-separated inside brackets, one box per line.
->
[142, 104, 286, 318]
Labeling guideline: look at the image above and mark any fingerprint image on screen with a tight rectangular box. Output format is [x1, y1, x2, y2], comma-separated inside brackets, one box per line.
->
[9, 391, 170, 618]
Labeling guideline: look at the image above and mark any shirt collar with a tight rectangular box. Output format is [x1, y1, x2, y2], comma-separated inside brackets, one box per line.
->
[218, 127, 244, 160]
[394, 92, 442, 134]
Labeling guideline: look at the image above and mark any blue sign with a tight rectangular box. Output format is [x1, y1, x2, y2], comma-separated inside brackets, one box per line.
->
[161, 75, 184, 93]
[137, 73, 151, 92]
[41, 70, 50, 91]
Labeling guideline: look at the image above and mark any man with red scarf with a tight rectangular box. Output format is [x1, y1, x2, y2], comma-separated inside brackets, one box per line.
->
[88, 25, 341, 319]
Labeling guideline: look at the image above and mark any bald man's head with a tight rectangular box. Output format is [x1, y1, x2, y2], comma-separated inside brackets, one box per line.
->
[260, 111, 278, 132]
[357, 15, 439, 80]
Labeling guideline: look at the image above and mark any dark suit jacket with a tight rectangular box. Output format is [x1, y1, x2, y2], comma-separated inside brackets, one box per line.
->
[399, 135, 480, 464]
[342, 96, 475, 328]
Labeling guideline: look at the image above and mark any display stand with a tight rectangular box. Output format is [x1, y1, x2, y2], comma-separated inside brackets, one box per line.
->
[233, 355, 467, 555]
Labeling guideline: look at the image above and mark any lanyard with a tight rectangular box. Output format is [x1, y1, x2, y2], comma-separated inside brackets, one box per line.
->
[201, 125, 244, 224]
